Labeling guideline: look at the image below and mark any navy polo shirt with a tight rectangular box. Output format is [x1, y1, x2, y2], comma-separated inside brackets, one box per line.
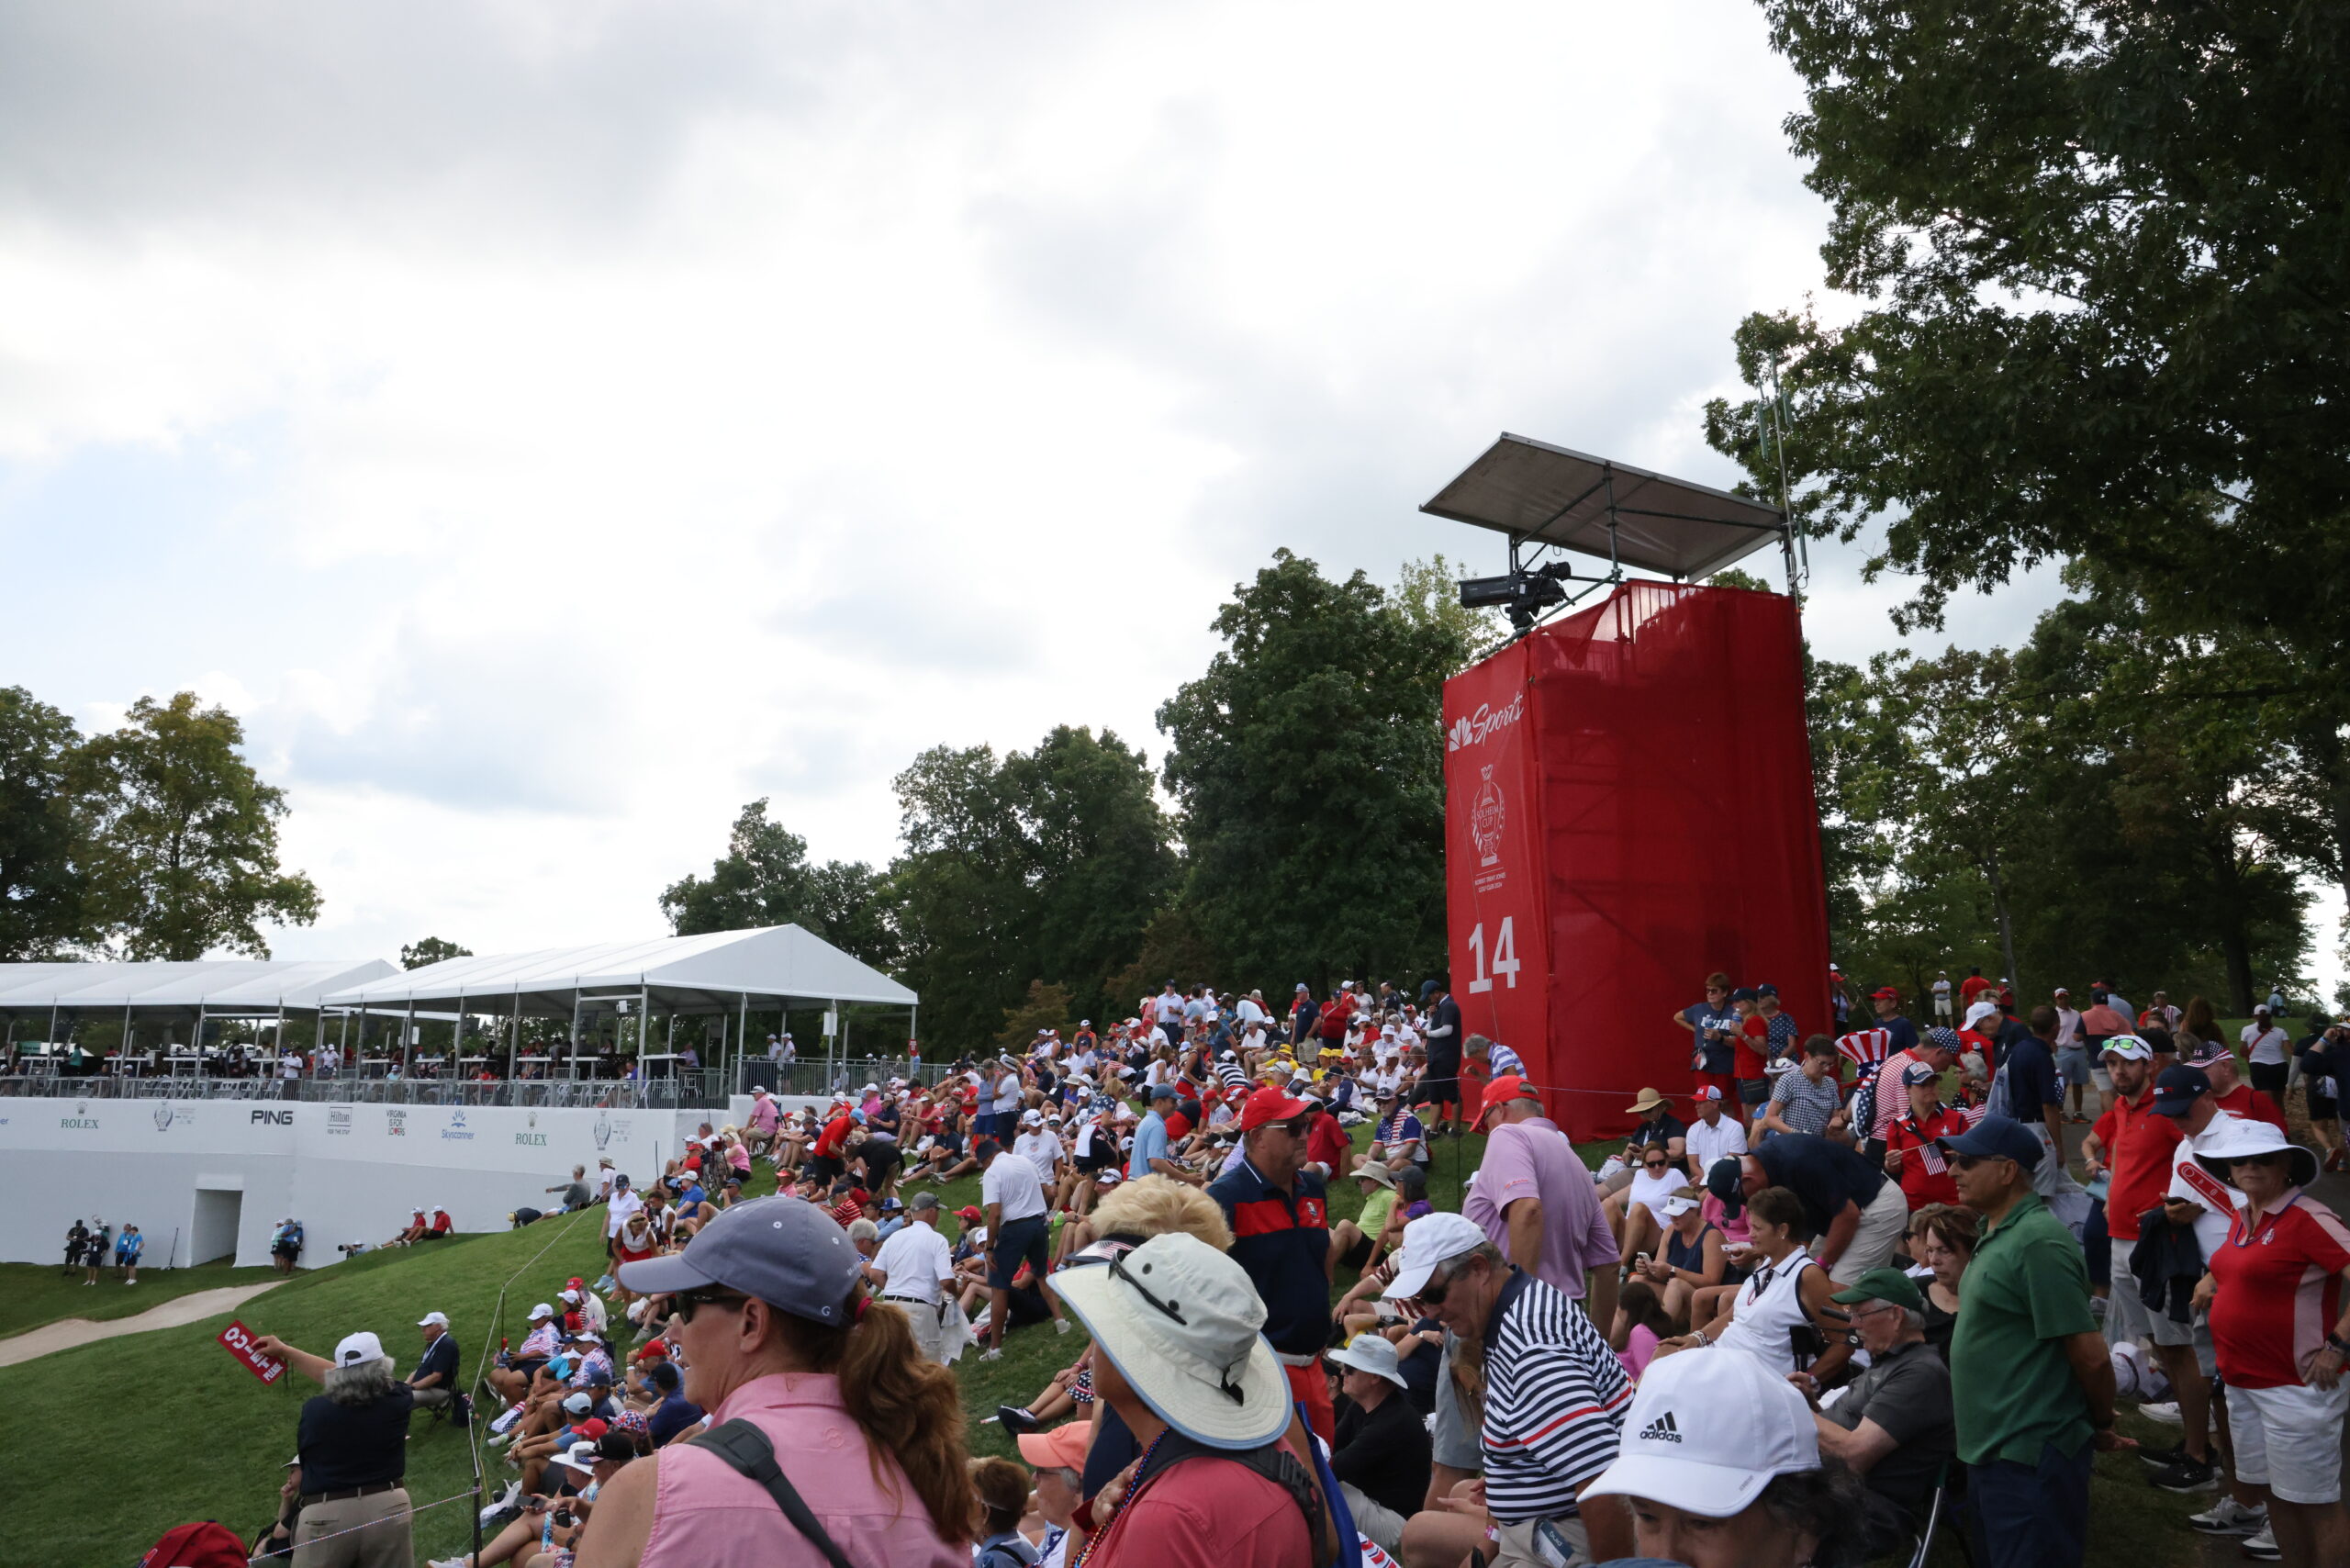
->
[411, 1332, 459, 1388]
[1881, 1015, 1921, 1055]
[2002, 1036, 2064, 1114]
[1207, 1159, 1331, 1357]
[1627, 1113, 1686, 1152]
[1751, 1135, 1888, 1239]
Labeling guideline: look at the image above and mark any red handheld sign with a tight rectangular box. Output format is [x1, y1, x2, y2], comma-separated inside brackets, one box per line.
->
[218, 1318, 286, 1384]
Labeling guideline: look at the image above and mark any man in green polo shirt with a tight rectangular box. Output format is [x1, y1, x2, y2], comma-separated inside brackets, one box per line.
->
[1937, 1114, 2129, 1568]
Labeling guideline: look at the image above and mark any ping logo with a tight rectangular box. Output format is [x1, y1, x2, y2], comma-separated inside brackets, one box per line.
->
[252, 1109, 294, 1126]
[1638, 1411, 1683, 1444]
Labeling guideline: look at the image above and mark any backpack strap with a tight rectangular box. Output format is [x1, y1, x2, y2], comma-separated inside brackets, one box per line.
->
[688, 1418, 859, 1568]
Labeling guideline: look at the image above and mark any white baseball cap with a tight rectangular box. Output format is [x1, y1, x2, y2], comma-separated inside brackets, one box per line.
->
[527, 1302, 555, 1321]
[562, 1391, 593, 1415]
[1583, 1343, 1820, 1518]
[1381, 1213, 1489, 1301]
[333, 1330, 387, 1367]
[417, 1311, 450, 1328]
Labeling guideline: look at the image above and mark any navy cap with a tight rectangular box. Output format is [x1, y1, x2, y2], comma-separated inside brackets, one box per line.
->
[1704, 1156, 1746, 1216]
[1729, 987, 1759, 1002]
[1755, 983, 1779, 998]
[1933, 1113, 2042, 1170]
[2152, 1065, 2212, 1117]
[615, 1196, 864, 1327]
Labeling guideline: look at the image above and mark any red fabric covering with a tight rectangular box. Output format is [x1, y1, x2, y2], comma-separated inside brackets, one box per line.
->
[1442, 583, 1830, 1141]
[140, 1523, 250, 1568]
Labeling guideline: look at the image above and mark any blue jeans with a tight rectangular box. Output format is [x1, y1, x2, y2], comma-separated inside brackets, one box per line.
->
[1966, 1441, 2090, 1568]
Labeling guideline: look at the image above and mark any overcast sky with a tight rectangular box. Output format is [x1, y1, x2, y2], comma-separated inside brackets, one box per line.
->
[4, 2, 2334, 989]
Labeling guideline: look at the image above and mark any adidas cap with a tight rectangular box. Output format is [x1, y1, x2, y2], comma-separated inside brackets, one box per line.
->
[1583, 1343, 1819, 1518]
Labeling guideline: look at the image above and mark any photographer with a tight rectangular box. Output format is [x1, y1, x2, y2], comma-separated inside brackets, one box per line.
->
[249, 1329, 416, 1568]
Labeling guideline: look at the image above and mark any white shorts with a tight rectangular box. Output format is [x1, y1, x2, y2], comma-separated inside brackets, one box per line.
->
[2229, 1380, 2350, 1504]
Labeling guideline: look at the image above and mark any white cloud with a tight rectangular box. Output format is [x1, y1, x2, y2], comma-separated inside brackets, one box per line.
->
[7, 1, 2324, 991]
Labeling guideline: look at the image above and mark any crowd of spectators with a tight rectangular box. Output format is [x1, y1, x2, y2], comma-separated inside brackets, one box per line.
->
[192, 970, 2350, 1568]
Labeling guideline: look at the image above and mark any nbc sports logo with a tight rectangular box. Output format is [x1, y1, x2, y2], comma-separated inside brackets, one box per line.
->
[1447, 717, 1474, 752]
[1638, 1411, 1684, 1444]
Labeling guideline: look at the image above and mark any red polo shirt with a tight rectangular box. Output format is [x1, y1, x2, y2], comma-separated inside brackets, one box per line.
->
[2091, 1089, 2180, 1241]
[2210, 1084, 2288, 1136]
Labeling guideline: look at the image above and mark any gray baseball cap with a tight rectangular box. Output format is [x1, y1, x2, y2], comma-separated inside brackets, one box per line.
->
[615, 1195, 863, 1327]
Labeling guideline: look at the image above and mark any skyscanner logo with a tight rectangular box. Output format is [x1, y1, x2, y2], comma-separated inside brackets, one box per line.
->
[1447, 695, 1525, 753]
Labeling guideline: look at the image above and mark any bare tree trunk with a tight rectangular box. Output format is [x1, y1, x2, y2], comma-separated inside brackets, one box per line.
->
[2208, 833, 2258, 1017]
[1982, 846, 2020, 997]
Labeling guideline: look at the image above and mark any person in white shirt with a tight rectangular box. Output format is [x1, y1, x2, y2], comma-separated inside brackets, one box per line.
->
[594, 1159, 618, 1202]
[868, 1191, 958, 1362]
[1013, 1111, 1068, 1207]
[1683, 1086, 1749, 1182]
[2241, 1006, 2295, 1100]
[602, 1175, 643, 1268]
[976, 1135, 1064, 1357]
[1237, 991, 1269, 1027]
[1931, 972, 1953, 1022]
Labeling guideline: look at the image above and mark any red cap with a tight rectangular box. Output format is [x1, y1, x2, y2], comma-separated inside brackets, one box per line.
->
[957, 1205, 983, 1224]
[1870, 987, 1900, 1001]
[1475, 1074, 1538, 1128]
[574, 1418, 609, 1440]
[1239, 1086, 1314, 1130]
[632, 1340, 668, 1362]
[1016, 1420, 1093, 1472]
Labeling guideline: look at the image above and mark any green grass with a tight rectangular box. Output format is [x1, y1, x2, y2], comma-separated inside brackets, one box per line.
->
[0, 1258, 290, 1339]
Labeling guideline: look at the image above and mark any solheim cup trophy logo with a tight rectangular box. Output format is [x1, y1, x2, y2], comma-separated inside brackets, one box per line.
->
[592, 1110, 611, 1151]
[1471, 765, 1506, 868]
[153, 1101, 175, 1131]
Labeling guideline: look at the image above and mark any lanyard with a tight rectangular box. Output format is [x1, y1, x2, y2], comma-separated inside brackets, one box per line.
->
[2232, 1194, 2300, 1249]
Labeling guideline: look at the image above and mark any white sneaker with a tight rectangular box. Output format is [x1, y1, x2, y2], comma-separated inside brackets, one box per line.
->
[1056, 1318, 1072, 1336]
[2189, 1496, 2266, 1536]
[2242, 1522, 2281, 1561]
[2136, 1399, 2184, 1426]
[981, 1348, 1002, 1361]
[477, 1478, 520, 1527]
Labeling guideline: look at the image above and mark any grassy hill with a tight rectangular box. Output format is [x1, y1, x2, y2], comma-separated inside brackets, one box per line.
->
[0, 1117, 2210, 1567]
[0, 1258, 286, 1340]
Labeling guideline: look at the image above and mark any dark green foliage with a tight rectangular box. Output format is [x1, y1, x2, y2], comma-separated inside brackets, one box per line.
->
[399, 935, 472, 970]
[659, 798, 902, 970]
[1157, 549, 1467, 996]
[0, 686, 95, 958]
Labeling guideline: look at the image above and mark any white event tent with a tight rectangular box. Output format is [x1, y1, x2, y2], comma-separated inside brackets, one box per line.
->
[0, 958, 398, 1052]
[318, 925, 917, 1079]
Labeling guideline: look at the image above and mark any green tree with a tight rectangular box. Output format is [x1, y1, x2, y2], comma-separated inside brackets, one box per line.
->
[995, 980, 1075, 1055]
[658, 799, 901, 969]
[1713, 4, 2350, 667]
[77, 692, 321, 959]
[400, 936, 472, 970]
[0, 687, 96, 959]
[892, 727, 1175, 1055]
[1393, 554, 1501, 671]
[1157, 549, 1465, 993]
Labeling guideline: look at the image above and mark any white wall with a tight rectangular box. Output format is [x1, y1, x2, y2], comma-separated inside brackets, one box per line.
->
[0, 1096, 712, 1269]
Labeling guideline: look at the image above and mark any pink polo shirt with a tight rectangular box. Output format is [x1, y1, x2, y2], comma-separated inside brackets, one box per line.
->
[1460, 1116, 1619, 1299]
[639, 1372, 964, 1568]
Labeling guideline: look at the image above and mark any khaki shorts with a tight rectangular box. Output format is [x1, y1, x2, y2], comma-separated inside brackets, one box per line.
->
[2104, 1276, 2192, 1350]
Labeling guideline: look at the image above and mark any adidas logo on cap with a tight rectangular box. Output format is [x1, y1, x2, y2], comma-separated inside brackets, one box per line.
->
[1638, 1411, 1684, 1444]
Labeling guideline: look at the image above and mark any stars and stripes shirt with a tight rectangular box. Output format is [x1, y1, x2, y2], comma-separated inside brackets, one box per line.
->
[1480, 1270, 1632, 1524]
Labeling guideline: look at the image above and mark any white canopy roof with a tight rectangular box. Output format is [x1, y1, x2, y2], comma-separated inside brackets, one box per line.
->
[319, 925, 916, 1015]
[0, 958, 399, 1016]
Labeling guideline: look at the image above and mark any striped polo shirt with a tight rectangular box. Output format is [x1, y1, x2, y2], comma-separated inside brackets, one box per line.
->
[1481, 1270, 1631, 1524]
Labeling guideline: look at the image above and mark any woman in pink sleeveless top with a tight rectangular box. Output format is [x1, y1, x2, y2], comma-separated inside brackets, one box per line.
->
[579, 1196, 969, 1567]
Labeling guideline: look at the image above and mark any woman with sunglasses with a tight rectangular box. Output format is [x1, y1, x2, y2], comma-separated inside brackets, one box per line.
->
[579, 1196, 968, 1567]
[2191, 1120, 2350, 1567]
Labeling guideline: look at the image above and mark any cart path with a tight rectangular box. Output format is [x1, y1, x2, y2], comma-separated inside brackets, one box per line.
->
[0, 1281, 283, 1367]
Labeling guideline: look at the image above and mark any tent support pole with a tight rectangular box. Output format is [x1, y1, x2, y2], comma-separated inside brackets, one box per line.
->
[738, 993, 749, 1095]
[570, 991, 582, 1081]
[404, 1002, 415, 1074]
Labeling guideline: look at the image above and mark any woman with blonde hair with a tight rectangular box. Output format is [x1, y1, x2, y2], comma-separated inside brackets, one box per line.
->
[579, 1197, 968, 1567]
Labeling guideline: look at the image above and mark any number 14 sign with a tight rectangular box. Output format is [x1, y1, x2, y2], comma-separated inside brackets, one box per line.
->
[1465, 919, 1519, 992]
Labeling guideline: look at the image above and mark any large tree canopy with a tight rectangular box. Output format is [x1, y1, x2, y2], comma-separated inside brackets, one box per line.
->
[76, 692, 321, 960]
[1157, 549, 1465, 995]
[1711, 1, 2348, 662]
[0, 687, 95, 959]
[659, 798, 901, 970]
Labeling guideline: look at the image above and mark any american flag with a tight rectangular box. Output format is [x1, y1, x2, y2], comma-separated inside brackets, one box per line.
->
[1836, 1028, 1894, 1067]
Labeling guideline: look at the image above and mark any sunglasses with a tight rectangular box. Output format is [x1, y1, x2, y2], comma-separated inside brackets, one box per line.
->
[1643, 1159, 1670, 1170]
[675, 1285, 749, 1321]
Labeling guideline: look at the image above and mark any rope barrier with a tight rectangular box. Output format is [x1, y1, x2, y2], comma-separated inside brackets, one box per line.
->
[252, 1485, 476, 1563]
[464, 1204, 607, 1486]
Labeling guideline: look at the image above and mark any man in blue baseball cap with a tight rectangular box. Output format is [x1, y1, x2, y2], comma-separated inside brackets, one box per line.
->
[1933, 1114, 2126, 1568]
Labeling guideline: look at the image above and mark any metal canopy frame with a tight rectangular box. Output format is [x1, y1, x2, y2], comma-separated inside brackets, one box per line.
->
[1421, 432, 1800, 637]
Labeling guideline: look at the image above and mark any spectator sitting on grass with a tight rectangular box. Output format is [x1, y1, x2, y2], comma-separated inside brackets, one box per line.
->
[1013, 1419, 1089, 1568]
[547, 1166, 592, 1213]
[486, 1303, 562, 1407]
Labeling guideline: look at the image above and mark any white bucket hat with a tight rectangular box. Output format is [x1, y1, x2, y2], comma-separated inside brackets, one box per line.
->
[1583, 1339, 1819, 1517]
[1047, 1231, 1289, 1450]
[2194, 1116, 2321, 1190]
[1327, 1332, 1407, 1389]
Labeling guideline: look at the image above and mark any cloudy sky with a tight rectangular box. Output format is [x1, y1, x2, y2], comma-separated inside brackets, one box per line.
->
[5, 2, 2332, 985]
